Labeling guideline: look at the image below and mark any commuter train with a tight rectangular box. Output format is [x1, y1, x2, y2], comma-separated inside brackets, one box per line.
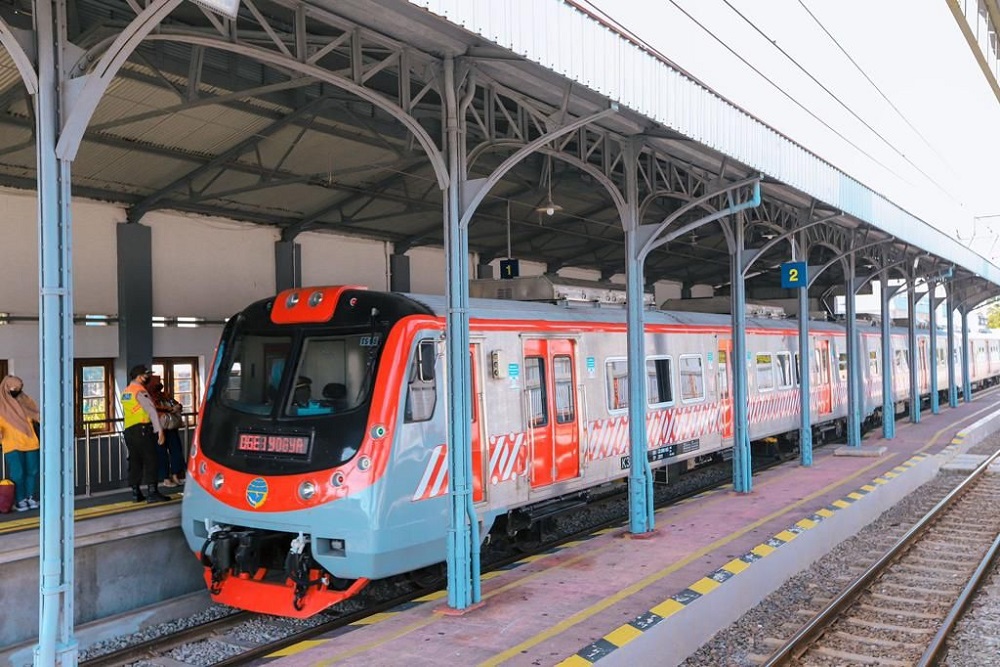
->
[181, 285, 1000, 616]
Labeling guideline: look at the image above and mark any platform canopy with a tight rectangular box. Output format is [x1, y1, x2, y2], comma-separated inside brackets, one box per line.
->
[0, 0, 997, 303]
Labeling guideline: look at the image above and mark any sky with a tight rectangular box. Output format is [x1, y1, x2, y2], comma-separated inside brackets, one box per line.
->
[585, 0, 1000, 259]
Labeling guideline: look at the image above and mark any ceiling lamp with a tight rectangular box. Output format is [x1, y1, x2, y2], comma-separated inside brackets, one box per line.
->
[535, 157, 563, 216]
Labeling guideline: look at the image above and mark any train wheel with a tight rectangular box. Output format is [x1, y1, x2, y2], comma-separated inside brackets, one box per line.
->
[408, 563, 445, 588]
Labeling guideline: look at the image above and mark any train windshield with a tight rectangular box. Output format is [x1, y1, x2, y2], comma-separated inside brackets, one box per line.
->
[218, 331, 379, 417]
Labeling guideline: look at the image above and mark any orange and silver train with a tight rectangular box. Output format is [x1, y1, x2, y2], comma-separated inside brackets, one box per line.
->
[181, 285, 1000, 616]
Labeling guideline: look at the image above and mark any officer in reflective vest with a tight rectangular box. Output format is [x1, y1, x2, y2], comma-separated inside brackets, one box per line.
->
[121, 364, 170, 503]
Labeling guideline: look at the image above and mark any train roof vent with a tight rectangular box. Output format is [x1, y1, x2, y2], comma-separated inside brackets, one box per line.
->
[469, 275, 654, 308]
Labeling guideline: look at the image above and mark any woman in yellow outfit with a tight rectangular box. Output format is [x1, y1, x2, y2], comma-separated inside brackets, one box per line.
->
[0, 375, 40, 512]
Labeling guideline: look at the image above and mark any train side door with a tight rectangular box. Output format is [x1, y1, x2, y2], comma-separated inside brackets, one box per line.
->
[717, 337, 733, 439]
[918, 337, 929, 393]
[815, 338, 833, 415]
[470, 344, 484, 503]
[524, 338, 580, 489]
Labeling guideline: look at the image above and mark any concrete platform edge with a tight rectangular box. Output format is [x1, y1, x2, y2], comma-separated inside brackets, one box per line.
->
[600, 455, 943, 667]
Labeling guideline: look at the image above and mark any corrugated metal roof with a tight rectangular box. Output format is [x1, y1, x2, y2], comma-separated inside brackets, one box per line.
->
[408, 0, 1000, 286]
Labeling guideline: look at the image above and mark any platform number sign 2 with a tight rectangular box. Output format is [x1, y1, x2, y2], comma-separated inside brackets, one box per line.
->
[499, 259, 519, 280]
[781, 261, 807, 289]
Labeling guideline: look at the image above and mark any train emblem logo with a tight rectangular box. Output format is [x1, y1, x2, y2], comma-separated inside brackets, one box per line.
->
[246, 477, 269, 509]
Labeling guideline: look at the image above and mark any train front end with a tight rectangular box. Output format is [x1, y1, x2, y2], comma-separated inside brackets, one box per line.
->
[181, 286, 433, 617]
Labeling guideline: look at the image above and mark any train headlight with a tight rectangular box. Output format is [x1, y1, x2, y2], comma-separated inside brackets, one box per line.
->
[189, 441, 198, 458]
[285, 292, 300, 308]
[199, 461, 207, 475]
[330, 472, 345, 488]
[309, 291, 323, 307]
[371, 424, 386, 439]
[212, 473, 224, 491]
[299, 480, 316, 500]
[357, 456, 372, 471]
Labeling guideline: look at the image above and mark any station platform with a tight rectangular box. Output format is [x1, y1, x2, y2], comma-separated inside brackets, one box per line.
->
[261, 394, 1000, 667]
[0, 487, 182, 536]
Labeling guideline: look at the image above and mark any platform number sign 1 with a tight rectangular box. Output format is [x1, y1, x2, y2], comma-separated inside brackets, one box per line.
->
[781, 261, 807, 289]
[499, 259, 519, 280]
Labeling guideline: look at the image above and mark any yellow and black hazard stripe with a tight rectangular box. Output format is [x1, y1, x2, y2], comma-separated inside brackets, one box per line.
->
[557, 453, 930, 666]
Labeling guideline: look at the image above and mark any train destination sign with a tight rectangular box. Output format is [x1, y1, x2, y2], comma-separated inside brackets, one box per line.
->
[238, 432, 311, 457]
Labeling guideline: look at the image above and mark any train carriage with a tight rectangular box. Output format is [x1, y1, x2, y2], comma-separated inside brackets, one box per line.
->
[181, 285, 1000, 617]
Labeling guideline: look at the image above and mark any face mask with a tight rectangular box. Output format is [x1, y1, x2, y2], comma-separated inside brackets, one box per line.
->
[9, 389, 21, 398]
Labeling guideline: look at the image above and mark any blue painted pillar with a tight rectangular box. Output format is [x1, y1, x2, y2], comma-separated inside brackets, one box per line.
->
[34, 0, 78, 663]
[907, 279, 920, 423]
[845, 257, 861, 447]
[442, 58, 479, 609]
[961, 307, 972, 402]
[731, 220, 752, 493]
[947, 290, 958, 407]
[928, 282, 940, 414]
[880, 275, 895, 439]
[797, 236, 812, 466]
[624, 141, 654, 534]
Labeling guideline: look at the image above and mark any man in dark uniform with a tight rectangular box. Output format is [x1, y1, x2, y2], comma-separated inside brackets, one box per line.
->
[120, 364, 170, 503]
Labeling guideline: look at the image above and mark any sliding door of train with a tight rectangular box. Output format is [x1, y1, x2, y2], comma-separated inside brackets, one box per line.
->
[815, 338, 833, 416]
[717, 336, 733, 439]
[470, 344, 484, 503]
[523, 338, 580, 489]
[918, 337, 929, 393]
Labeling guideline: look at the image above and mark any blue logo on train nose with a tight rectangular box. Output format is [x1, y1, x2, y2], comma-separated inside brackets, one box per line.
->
[246, 477, 268, 509]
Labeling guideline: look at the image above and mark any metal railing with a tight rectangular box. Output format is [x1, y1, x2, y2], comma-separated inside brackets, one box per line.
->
[0, 414, 197, 497]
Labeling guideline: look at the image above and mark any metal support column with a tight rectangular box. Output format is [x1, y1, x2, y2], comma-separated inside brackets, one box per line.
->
[797, 235, 812, 466]
[928, 281, 940, 414]
[34, 0, 78, 662]
[907, 279, 920, 423]
[442, 58, 479, 609]
[274, 240, 301, 293]
[731, 218, 752, 492]
[961, 307, 972, 402]
[947, 289, 958, 407]
[880, 275, 895, 439]
[624, 140, 654, 534]
[845, 256, 861, 446]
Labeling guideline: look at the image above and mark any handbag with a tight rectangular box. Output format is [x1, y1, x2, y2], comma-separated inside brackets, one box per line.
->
[0, 480, 14, 514]
[160, 411, 182, 430]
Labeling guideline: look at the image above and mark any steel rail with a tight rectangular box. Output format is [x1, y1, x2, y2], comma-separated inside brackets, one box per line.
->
[917, 528, 1000, 665]
[762, 444, 1000, 666]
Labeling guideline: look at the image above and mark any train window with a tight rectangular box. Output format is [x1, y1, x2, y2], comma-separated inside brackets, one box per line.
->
[837, 353, 848, 381]
[606, 359, 629, 411]
[938, 349, 946, 365]
[219, 334, 292, 414]
[679, 355, 705, 402]
[868, 351, 879, 376]
[75, 358, 114, 435]
[794, 353, 801, 385]
[756, 354, 775, 392]
[646, 357, 673, 407]
[775, 352, 793, 389]
[525, 357, 548, 427]
[405, 340, 437, 423]
[553, 356, 575, 424]
[895, 349, 908, 369]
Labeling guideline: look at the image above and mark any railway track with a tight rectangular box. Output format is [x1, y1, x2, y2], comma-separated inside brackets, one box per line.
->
[762, 448, 1000, 666]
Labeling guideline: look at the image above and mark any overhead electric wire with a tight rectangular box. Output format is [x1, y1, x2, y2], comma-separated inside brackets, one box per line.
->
[660, 0, 906, 186]
[718, 0, 959, 205]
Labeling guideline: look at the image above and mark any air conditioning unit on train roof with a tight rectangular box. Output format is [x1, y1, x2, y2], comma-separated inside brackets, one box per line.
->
[660, 296, 787, 319]
[469, 275, 654, 307]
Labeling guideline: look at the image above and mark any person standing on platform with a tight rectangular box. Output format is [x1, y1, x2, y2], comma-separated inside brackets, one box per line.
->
[120, 365, 170, 503]
[149, 375, 185, 488]
[0, 375, 41, 512]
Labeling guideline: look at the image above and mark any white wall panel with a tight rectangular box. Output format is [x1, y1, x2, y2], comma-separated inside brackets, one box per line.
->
[145, 210, 276, 318]
[407, 246, 447, 294]
[299, 231, 388, 290]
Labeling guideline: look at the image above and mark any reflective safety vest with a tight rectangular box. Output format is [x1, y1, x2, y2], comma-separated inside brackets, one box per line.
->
[121, 382, 151, 428]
